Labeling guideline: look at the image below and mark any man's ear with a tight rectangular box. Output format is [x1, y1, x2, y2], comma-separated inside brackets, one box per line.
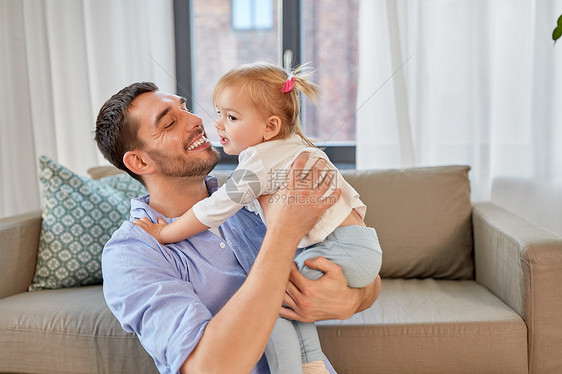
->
[264, 116, 282, 141]
[123, 150, 154, 176]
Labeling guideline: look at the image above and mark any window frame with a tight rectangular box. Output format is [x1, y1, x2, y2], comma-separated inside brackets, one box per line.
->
[173, 0, 356, 169]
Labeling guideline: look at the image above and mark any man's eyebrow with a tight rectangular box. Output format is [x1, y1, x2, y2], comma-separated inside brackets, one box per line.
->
[154, 97, 187, 128]
[154, 107, 171, 128]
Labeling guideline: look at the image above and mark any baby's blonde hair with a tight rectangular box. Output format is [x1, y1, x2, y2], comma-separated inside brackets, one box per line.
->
[213, 62, 320, 147]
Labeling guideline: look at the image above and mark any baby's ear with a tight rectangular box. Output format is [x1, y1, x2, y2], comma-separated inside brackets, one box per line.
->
[264, 115, 282, 141]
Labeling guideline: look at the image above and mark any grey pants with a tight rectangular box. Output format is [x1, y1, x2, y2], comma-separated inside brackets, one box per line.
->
[264, 225, 383, 373]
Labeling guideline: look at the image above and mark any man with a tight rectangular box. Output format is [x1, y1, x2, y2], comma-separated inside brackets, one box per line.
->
[95, 82, 381, 373]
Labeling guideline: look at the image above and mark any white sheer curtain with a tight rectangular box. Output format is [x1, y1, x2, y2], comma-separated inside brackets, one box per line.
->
[356, 0, 562, 202]
[0, 0, 176, 218]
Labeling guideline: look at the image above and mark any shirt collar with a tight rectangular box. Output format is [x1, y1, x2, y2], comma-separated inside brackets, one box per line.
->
[130, 175, 220, 223]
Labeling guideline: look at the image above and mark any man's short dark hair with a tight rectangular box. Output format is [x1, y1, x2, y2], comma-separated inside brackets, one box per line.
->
[94, 82, 158, 184]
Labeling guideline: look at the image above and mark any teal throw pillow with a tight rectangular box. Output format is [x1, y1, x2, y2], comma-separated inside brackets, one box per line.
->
[29, 156, 147, 291]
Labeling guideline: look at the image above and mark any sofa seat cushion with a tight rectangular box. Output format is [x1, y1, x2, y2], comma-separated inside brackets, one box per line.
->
[0, 286, 157, 374]
[317, 279, 528, 374]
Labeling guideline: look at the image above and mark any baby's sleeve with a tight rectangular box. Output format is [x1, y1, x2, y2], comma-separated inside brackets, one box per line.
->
[193, 149, 268, 228]
[191, 186, 245, 228]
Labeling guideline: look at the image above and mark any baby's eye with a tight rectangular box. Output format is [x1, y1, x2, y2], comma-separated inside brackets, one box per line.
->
[228, 114, 237, 121]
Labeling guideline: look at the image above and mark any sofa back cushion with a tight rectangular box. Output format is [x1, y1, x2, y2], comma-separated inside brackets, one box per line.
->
[88, 165, 474, 280]
[341, 166, 474, 279]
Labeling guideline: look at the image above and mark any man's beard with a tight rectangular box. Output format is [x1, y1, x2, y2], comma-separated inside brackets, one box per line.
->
[148, 144, 220, 178]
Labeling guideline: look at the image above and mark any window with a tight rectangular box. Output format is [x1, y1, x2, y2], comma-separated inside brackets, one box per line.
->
[232, 0, 274, 30]
[174, 0, 358, 168]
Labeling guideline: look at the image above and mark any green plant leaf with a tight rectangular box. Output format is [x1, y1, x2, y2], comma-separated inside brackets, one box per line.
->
[554, 26, 562, 43]
[553, 15, 562, 44]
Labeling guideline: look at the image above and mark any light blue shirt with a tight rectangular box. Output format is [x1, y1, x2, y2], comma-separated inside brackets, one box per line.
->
[102, 176, 270, 373]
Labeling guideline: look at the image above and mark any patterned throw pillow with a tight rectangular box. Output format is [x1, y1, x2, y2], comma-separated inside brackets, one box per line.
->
[29, 156, 147, 291]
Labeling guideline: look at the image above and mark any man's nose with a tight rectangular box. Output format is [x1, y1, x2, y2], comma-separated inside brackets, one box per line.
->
[184, 111, 203, 130]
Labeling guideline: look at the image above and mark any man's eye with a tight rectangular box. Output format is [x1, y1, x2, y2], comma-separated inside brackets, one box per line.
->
[165, 121, 175, 129]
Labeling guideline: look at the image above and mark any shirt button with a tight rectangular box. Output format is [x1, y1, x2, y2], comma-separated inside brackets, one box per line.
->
[220, 242, 226, 248]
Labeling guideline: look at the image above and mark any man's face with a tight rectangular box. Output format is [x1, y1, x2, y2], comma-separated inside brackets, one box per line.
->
[130, 91, 220, 178]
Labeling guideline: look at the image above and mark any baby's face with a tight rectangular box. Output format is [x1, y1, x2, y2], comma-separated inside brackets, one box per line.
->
[214, 86, 268, 155]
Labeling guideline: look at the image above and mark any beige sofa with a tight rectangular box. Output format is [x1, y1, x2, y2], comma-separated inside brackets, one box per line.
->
[1, 165, 562, 374]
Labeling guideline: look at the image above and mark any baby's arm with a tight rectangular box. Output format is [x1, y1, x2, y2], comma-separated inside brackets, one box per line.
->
[134, 209, 210, 244]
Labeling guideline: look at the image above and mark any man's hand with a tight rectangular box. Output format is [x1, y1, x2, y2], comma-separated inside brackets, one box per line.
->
[280, 257, 382, 322]
[261, 153, 341, 244]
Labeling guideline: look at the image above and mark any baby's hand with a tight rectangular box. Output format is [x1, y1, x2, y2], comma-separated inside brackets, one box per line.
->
[133, 217, 168, 244]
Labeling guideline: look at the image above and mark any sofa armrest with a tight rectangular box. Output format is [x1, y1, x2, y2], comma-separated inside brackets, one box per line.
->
[473, 202, 562, 374]
[0, 211, 42, 299]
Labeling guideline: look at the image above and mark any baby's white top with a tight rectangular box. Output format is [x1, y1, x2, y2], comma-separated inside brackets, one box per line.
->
[193, 134, 366, 248]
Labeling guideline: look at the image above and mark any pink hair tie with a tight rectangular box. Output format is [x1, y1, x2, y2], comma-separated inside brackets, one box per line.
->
[281, 73, 295, 93]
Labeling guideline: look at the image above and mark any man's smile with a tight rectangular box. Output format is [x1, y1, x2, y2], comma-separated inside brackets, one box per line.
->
[186, 134, 210, 151]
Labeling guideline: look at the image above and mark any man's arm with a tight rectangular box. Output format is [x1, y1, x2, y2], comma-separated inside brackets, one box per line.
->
[181, 154, 340, 374]
[281, 258, 382, 322]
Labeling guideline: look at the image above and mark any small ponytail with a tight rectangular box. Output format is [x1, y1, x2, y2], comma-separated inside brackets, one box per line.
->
[278, 64, 320, 147]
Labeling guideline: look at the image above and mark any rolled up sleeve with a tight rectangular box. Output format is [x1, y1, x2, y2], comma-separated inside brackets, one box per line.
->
[102, 223, 212, 374]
